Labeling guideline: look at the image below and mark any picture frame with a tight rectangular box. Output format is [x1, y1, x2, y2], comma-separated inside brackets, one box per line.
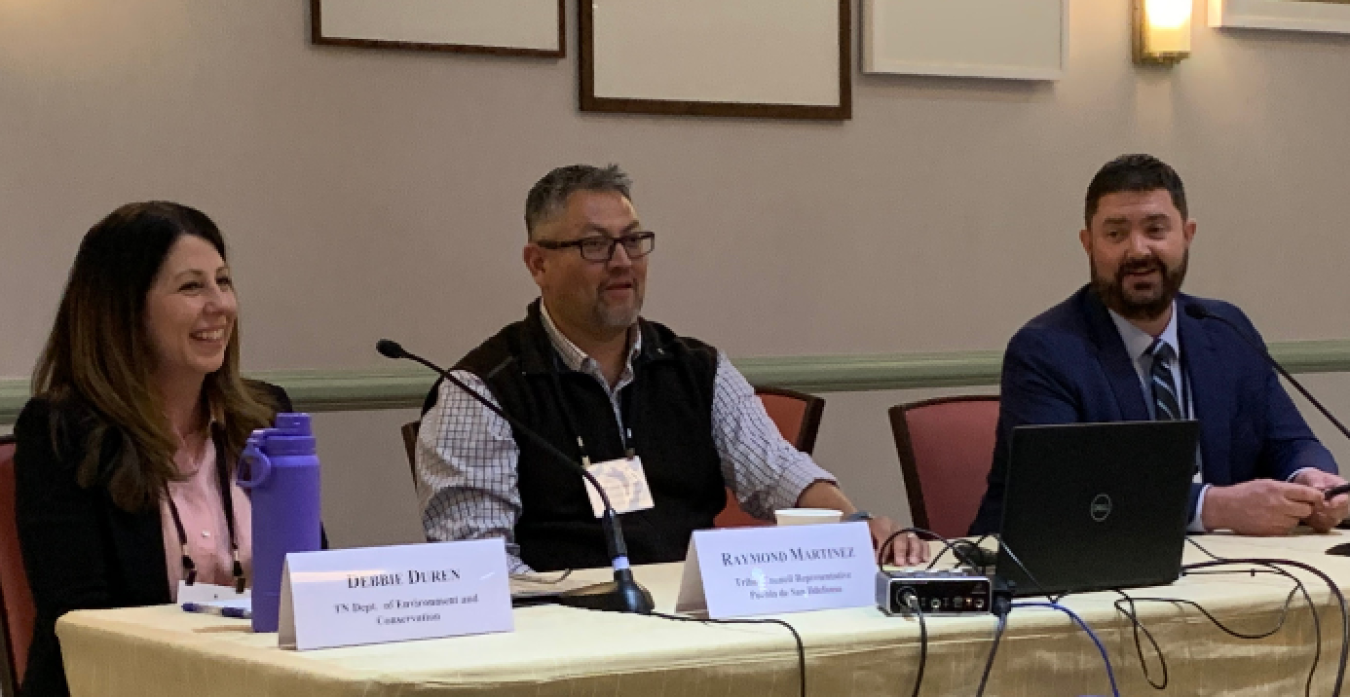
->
[861, 0, 1069, 81]
[579, 0, 851, 120]
[310, 0, 565, 57]
[1209, 0, 1350, 35]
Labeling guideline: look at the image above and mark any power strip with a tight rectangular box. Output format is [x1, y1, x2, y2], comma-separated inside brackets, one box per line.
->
[875, 569, 993, 616]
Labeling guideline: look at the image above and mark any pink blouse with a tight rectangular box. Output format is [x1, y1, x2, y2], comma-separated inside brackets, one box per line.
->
[158, 433, 253, 601]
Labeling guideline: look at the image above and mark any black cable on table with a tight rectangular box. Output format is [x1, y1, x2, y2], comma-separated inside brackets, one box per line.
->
[1113, 577, 1312, 693]
[877, 530, 1053, 697]
[1195, 569, 1319, 696]
[992, 537, 1057, 601]
[1110, 590, 1171, 690]
[1177, 540, 1347, 697]
[975, 595, 1012, 697]
[1184, 537, 1329, 696]
[1185, 536, 1223, 562]
[926, 534, 993, 571]
[650, 611, 806, 697]
[899, 592, 927, 697]
[1186, 564, 1330, 696]
[877, 527, 980, 570]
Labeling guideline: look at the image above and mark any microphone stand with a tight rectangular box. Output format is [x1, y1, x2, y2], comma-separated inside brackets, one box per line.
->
[1184, 304, 1350, 442]
[377, 339, 654, 614]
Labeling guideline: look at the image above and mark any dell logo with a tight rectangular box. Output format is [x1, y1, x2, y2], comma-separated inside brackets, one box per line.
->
[1090, 494, 1113, 522]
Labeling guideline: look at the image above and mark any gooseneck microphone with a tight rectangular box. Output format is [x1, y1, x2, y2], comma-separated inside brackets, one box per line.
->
[1183, 303, 1350, 445]
[376, 338, 654, 614]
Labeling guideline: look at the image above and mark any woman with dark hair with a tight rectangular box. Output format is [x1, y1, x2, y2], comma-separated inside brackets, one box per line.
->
[13, 201, 288, 696]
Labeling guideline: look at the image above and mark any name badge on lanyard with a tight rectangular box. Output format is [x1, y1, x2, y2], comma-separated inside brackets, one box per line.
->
[583, 456, 655, 518]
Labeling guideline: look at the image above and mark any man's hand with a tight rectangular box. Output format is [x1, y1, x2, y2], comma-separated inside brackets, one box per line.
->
[868, 516, 930, 567]
[1292, 469, 1350, 533]
[794, 481, 929, 566]
[1201, 479, 1324, 535]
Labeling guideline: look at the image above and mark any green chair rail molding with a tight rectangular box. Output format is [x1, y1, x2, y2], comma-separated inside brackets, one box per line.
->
[3, 340, 1350, 423]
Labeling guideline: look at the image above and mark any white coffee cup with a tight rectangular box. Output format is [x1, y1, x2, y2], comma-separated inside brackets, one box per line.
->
[774, 508, 844, 526]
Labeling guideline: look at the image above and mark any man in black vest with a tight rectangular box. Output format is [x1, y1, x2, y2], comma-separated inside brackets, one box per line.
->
[415, 164, 927, 572]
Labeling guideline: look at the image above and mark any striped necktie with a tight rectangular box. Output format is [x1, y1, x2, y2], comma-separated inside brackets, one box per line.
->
[1149, 339, 1181, 421]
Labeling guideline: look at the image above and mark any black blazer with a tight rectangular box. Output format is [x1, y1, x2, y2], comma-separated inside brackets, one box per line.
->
[12, 384, 291, 697]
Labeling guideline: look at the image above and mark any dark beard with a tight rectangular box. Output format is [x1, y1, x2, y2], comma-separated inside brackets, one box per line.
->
[1090, 251, 1188, 320]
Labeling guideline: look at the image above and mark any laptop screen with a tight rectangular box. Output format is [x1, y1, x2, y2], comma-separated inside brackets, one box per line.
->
[995, 420, 1200, 597]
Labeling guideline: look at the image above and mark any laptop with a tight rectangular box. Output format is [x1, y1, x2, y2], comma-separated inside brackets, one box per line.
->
[994, 420, 1200, 597]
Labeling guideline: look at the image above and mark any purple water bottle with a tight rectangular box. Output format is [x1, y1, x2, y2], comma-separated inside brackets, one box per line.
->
[236, 413, 322, 633]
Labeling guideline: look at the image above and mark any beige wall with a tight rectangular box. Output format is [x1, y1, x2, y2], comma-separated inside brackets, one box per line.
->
[3, 1, 1350, 546]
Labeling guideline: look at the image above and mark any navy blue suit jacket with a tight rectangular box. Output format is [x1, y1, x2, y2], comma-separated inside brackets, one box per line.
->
[969, 285, 1336, 535]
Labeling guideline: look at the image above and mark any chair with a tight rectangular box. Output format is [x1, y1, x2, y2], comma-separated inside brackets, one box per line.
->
[713, 386, 827, 528]
[0, 434, 35, 694]
[888, 396, 999, 538]
[753, 386, 826, 454]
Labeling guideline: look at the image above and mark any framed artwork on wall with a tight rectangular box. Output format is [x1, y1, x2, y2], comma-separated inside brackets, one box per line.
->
[579, 0, 851, 120]
[861, 0, 1069, 81]
[1209, 0, 1350, 34]
[311, 0, 565, 57]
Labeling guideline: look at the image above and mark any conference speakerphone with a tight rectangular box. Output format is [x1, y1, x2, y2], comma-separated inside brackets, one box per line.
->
[875, 569, 992, 616]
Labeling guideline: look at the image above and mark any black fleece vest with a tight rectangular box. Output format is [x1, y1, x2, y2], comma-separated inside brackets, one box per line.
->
[441, 301, 725, 572]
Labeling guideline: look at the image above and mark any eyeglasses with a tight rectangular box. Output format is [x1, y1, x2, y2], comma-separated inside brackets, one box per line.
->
[535, 231, 656, 263]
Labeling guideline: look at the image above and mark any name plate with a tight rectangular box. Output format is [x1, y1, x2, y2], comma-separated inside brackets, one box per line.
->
[676, 522, 875, 619]
[279, 538, 512, 650]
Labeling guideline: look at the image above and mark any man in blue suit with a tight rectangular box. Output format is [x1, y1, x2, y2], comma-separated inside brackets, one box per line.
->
[971, 154, 1347, 536]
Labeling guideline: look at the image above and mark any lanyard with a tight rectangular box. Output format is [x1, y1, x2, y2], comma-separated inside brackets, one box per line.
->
[540, 343, 679, 555]
[163, 429, 245, 593]
[1180, 367, 1191, 420]
[1167, 347, 1192, 420]
[544, 351, 637, 467]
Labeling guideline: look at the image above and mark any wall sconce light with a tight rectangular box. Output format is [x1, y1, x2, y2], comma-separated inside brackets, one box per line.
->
[1133, 0, 1192, 65]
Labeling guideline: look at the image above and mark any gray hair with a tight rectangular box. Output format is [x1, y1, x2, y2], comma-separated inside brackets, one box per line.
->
[524, 164, 633, 239]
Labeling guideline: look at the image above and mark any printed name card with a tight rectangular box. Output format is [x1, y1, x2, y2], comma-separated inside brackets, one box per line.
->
[278, 538, 512, 650]
[676, 522, 875, 619]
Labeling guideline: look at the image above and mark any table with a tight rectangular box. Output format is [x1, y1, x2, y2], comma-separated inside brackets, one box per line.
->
[57, 532, 1350, 696]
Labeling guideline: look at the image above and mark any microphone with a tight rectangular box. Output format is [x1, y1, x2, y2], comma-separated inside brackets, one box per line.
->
[376, 338, 654, 614]
[1183, 304, 1350, 444]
